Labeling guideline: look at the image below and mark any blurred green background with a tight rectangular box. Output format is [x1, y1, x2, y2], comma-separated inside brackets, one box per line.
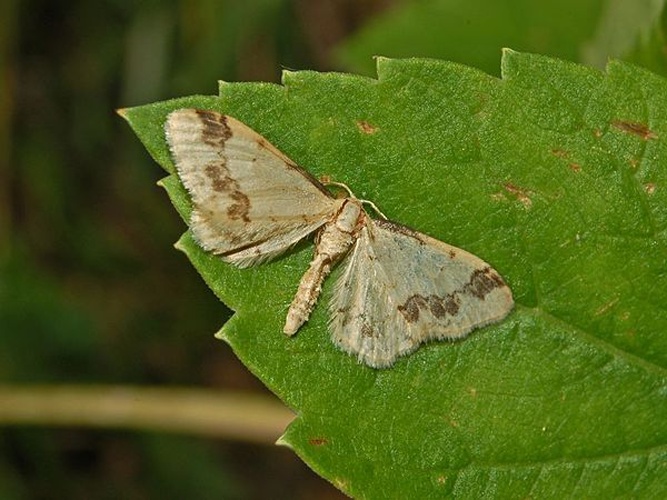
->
[1, 0, 664, 498]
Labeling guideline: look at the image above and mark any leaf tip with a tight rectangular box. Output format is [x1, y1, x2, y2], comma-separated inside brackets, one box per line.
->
[214, 328, 229, 342]
[275, 433, 294, 450]
[280, 69, 298, 85]
[173, 235, 188, 253]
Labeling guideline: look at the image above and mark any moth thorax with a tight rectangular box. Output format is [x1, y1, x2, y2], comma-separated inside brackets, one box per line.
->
[315, 199, 363, 257]
[335, 198, 363, 231]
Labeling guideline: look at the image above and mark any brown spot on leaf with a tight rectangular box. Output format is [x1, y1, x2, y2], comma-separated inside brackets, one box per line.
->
[553, 148, 582, 173]
[464, 267, 505, 300]
[309, 437, 328, 446]
[356, 120, 378, 134]
[612, 119, 658, 140]
[644, 183, 656, 195]
[195, 109, 233, 146]
[503, 182, 532, 208]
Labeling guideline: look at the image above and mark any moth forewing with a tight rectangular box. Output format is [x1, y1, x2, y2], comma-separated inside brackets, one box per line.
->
[165, 109, 340, 267]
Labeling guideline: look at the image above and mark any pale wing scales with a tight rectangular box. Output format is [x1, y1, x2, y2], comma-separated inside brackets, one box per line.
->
[166, 109, 341, 267]
[330, 230, 415, 366]
[331, 219, 513, 368]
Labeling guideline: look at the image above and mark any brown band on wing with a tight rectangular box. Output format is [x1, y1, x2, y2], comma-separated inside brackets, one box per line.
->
[463, 266, 507, 300]
[195, 110, 233, 146]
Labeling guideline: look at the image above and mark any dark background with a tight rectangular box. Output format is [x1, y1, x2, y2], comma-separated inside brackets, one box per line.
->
[0, 1, 391, 498]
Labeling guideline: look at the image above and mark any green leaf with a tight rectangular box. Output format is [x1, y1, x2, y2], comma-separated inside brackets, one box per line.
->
[121, 52, 667, 498]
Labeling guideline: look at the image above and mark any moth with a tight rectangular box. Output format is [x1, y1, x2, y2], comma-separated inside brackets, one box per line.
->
[165, 108, 514, 368]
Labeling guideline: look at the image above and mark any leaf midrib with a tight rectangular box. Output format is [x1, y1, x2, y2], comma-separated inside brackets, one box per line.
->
[529, 305, 667, 376]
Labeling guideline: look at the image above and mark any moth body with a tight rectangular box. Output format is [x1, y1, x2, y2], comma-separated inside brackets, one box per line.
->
[284, 198, 364, 335]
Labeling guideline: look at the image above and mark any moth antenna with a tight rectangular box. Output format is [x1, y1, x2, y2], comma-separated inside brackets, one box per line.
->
[322, 180, 388, 219]
[360, 199, 388, 220]
[323, 179, 355, 198]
